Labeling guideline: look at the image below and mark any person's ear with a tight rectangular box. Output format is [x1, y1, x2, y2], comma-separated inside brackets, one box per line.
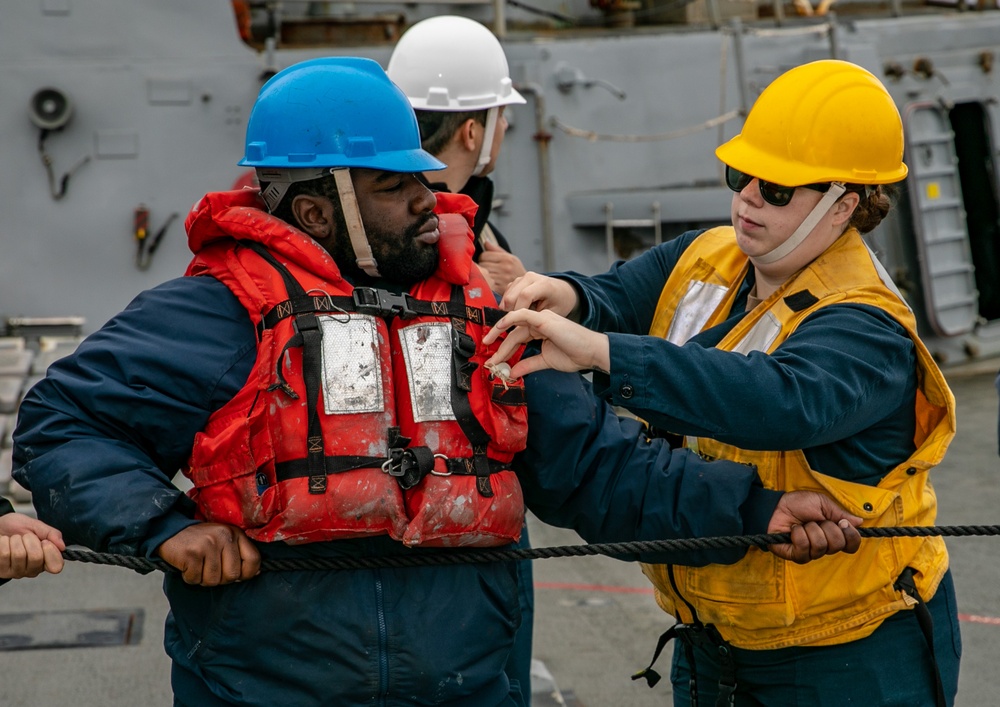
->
[832, 191, 860, 226]
[291, 193, 336, 239]
[458, 118, 480, 153]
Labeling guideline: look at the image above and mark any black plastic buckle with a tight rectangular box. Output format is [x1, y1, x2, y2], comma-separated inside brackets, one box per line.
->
[382, 446, 434, 490]
[294, 311, 320, 332]
[352, 287, 415, 319]
[451, 327, 476, 359]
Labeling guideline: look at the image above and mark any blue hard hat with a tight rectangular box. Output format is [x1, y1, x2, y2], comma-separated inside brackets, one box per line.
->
[239, 57, 445, 173]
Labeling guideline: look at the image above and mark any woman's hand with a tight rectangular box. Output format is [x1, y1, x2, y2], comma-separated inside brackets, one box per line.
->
[499, 272, 580, 318]
[483, 308, 610, 378]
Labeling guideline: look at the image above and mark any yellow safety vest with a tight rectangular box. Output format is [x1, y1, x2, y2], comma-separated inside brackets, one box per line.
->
[642, 226, 955, 649]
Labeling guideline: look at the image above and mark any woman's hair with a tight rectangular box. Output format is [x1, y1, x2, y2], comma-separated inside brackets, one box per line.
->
[415, 109, 488, 156]
[849, 184, 895, 234]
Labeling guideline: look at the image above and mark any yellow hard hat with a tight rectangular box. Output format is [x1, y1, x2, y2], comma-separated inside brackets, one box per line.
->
[715, 60, 908, 186]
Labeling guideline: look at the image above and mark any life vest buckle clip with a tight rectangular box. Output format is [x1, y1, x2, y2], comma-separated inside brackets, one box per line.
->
[353, 287, 416, 319]
[383, 446, 437, 490]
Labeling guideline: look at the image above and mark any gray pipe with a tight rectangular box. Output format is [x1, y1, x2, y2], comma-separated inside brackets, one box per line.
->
[515, 82, 555, 271]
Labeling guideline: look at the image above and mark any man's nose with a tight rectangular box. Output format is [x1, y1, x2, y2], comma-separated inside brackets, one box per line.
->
[413, 181, 436, 213]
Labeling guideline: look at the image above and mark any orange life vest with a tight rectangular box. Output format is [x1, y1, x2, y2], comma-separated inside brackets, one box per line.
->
[182, 189, 527, 547]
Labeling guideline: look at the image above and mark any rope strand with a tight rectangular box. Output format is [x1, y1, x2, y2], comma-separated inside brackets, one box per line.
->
[62, 524, 1000, 574]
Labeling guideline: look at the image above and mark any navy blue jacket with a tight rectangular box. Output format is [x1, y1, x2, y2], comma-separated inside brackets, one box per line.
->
[13, 273, 779, 705]
[562, 229, 918, 486]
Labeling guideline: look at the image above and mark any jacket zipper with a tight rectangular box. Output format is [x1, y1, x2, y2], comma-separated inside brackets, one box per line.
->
[376, 569, 390, 706]
[667, 563, 700, 624]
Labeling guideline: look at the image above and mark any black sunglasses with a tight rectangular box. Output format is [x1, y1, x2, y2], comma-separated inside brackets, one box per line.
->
[725, 166, 830, 207]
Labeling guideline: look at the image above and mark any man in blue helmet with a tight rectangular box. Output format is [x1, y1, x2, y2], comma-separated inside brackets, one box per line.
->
[12, 57, 861, 706]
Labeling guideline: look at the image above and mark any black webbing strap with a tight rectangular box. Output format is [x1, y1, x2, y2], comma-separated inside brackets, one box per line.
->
[483, 306, 506, 328]
[258, 293, 354, 336]
[257, 288, 504, 335]
[446, 285, 495, 498]
[443, 456, 510, 477]
[271, 428, 439, 492]
[631, 623, 679, 690]
[275, 455, 385, 482]
[273, 449, 439, 490]
[711, 628, 738, 707]
[270, 437, 507, 488]
[894, 567, 948, 707]
[244, 242, 328, 494]
[632, 622, 736, 707]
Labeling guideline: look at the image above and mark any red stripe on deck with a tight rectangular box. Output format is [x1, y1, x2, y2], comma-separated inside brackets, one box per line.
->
[539, 583, 1000, 626]
[959, 613, 1000, 626]
[535, 581, 655, 595]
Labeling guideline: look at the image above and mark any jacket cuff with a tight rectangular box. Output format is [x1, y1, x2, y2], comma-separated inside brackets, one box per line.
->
[139, 511, 201, 560]
[743, 486, 784, 535]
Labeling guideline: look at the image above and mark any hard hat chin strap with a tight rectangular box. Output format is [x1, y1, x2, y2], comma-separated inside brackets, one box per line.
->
[752, 182, 847, 265]
[472, 107, 499, 177]
[332, 168, 381, 278]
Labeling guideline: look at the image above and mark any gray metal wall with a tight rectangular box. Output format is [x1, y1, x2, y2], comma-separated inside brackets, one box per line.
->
[3, 0, 1000, 363]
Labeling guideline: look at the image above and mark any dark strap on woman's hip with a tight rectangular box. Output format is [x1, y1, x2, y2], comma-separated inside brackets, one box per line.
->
[632, 622, 736, 707]
[894, 566, 947, 707]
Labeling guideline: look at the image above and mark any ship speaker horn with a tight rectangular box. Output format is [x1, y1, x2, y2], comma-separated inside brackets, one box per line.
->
[29, 87, 74, 131]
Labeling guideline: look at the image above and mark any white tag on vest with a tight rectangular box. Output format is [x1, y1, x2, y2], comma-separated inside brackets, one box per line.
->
[398, 322, 457, 423]
[319, 314, 384, 414]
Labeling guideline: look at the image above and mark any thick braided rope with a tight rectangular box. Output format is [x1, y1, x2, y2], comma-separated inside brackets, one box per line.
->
[62, 524, 1000, 574]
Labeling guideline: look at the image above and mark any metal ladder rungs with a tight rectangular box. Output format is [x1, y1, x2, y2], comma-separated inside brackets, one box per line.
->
[927, 262, 975, 277]
[920, 198, 963, 211]
[604, 202, 662, 264]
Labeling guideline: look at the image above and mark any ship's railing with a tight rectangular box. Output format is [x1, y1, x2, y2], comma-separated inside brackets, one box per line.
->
[238, 0, 999, 48]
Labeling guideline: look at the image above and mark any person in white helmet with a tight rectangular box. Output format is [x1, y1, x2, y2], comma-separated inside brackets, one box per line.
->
[388, 17, 535, 701]
[388, 15, 528, 296]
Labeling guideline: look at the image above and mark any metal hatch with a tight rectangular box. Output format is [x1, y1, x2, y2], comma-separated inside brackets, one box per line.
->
[903, 102, 979, 337]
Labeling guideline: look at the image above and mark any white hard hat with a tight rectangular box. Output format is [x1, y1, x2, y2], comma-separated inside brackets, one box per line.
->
[387, 16, 525, 112]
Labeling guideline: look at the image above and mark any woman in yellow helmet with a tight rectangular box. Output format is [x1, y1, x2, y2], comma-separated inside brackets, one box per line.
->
[485, 60, 960, 706]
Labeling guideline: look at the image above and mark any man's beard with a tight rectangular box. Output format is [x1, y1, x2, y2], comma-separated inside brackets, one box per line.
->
[331, 212, 439, 288]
